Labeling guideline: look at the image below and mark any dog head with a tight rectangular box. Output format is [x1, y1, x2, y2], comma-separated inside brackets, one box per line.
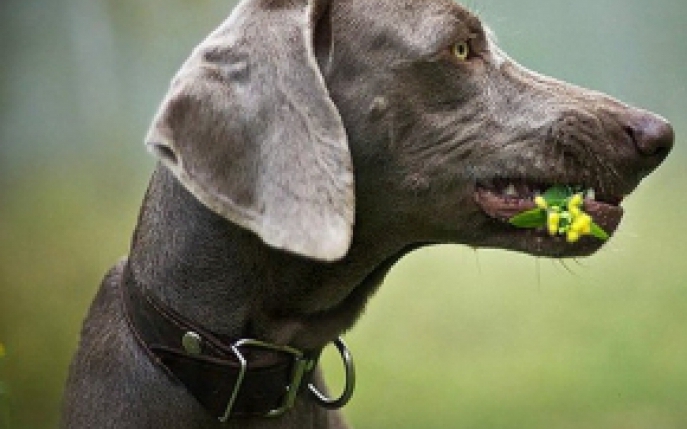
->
[145, 0, 673, 261]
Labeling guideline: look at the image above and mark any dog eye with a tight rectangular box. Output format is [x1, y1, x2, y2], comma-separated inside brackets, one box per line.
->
[452, 41, 470, 61]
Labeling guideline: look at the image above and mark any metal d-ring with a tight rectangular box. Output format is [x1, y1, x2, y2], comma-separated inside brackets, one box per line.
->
[307, 337, 356, 410]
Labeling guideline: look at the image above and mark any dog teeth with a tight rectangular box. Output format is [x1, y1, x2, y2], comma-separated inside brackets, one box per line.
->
[585, 188, 596, 200]
[504, 183, 518, 197]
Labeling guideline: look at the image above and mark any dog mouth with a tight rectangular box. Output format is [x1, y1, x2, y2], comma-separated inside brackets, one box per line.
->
[474, 179, 624, 250]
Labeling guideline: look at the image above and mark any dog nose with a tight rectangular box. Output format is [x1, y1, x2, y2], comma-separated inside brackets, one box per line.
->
[625, 113, 674, 169]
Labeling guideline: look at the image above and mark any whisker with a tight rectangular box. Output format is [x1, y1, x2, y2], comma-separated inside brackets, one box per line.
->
[556, 258, 580, 277]
[570, 257, 586, 267]
[472, 247, 483, 275]
[535, 256, 542, 292]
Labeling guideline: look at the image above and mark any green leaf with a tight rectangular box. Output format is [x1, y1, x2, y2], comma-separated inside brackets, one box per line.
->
[509, 209, 547, 228]
[590, 222, 609, 241]
[542, 185, 573, 206]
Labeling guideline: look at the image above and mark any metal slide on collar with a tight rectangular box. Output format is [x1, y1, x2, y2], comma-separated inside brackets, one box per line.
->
[220, 337, 355, 422]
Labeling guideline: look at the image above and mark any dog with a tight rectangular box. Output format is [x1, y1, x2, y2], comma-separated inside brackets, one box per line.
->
[61, 0, 673, 427]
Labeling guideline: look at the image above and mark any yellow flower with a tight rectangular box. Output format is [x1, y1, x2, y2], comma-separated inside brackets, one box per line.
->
[0, 342, 5, 359]
[569, 193, 583, 206]
[569, 206, 582, 218]
[568, 193, 583, 211]
[567, 229, 582, 243]
[570, 213, 592, 235]
[535, 196, 548, 209]
[547, 211, 561, 236]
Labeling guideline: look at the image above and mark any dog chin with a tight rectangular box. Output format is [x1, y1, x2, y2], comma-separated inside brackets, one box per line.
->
[474, 225, 615, 258]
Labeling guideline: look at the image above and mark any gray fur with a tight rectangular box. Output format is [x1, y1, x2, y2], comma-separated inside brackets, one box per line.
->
[62, 0, 672, 428]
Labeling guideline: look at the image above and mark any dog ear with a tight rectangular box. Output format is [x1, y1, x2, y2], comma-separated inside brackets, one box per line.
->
[145, 0, 354, 261]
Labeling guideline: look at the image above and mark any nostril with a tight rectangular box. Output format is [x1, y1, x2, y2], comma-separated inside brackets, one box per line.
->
[149, 142, 179, 166]
[626, 115, 674, 160]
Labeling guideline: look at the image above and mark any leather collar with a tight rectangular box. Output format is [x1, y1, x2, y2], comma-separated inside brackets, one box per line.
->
[120, 266, 353, 422]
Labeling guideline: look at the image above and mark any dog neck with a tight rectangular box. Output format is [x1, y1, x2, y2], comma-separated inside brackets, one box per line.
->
[127, 165, 406, 351]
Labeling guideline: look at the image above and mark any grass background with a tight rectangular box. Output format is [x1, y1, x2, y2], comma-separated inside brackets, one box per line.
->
[2, 0, 687, 428]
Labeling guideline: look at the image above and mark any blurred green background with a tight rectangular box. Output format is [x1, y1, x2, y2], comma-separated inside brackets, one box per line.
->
[1, 0, 686, 428]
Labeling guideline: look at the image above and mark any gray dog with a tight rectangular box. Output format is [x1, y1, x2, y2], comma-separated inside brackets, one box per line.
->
[62, 0, 673, 428]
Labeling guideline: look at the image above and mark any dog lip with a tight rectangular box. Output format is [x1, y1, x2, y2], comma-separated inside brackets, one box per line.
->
[581, 198, 624, 233]
[474, 188, 537, 220]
